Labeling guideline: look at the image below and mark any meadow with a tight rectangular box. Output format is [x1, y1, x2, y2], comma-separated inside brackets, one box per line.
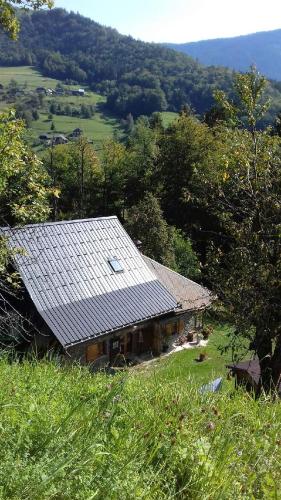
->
[0, 66, 178, 151]
[0, 323, 280, 499]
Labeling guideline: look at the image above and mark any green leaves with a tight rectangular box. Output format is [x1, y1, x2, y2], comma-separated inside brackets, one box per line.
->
[0, 0, 54, 39]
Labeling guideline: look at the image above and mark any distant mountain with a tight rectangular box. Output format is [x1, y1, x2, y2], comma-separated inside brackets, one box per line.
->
[0, 8, 235, 117]
[165, 29, 281, 81]
[1, 10, 281, 123]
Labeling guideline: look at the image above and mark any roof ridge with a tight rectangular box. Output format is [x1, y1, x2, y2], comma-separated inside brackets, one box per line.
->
[1, 216, 118, 231]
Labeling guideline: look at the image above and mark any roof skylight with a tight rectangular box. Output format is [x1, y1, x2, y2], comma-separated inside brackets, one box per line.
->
[108, 257, 124, 273]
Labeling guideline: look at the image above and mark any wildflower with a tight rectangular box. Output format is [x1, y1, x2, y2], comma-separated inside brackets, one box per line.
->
[206, 421, 215, 431]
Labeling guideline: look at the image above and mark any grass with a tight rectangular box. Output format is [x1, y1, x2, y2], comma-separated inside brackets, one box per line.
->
[0, 67, 178, 150]
[0, 323, 280, 499]
[160, 111, 178, 127]
[0, 66, 124, 149]
[0, 66, 62, 89]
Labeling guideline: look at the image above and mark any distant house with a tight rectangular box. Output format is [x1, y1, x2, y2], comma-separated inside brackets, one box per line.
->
[72, 88, 85, 96]
[52, 134, 68, 145]
[1, 217, 212, 366]
[36, 87, 47, 95]
[39, 133, 50, 141]
[69, 128, 83, 138]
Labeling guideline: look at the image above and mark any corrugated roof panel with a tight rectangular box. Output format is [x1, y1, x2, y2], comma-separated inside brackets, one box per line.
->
[2, 217, 178, 347]
[41, 281, 177, 346]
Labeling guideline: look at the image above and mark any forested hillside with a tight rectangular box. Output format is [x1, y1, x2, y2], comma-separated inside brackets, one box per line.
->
[166, 29, 281, 82]
[0, 8, 244, 117]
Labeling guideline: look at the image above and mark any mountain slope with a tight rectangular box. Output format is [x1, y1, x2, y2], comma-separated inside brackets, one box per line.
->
[0, 8, 234, 117]
[1, 9, 281, 122]
[165, 29, 281, 81]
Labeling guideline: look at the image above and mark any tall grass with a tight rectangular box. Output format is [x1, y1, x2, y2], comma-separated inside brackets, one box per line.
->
[0, 356, 280, 499]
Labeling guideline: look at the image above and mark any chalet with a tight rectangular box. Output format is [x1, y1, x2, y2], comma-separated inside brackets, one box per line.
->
[36, 87, 47, 95]
[72, 88, 85, 96]
[69, 128, 83, 138]
[39, 133, 50, 141]
[1, 217, 212, 366]
[52, 134, 68, 145]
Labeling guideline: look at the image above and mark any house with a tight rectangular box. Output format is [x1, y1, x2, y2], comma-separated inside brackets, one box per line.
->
[72, 88, 85, 96]
[51, 134, 68, 145]
[39, 133, 50, 141]
[1, 217, 212, 366]
[36, 87, 47, 95]
[69, 128, 83, 138]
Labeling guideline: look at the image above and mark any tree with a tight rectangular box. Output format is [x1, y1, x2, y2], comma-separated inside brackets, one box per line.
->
[172, 228, 201, 280]
[125, 117, 159, 206]
[0, 0, 53, 39]
[196, 69, 281, 394]
[0, 109, 52, 334]
[158, 112, 216, 232]
[42, 138, 101, 219]
[100, 140, 127, 217]
[125, 193, 176, 269]
[0, 110, 51, 225]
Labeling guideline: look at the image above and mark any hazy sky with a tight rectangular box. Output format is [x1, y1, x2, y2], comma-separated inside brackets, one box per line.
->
[54, 0, 281, 43]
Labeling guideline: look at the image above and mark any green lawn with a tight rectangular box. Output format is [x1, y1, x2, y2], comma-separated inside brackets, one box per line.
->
[136, 322, 235, 388]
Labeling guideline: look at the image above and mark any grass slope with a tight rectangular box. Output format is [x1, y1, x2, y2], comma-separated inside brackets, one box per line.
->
[0, 324, 280, 499]
[0, 66, 178, 151]
[0, 66, 124, 150]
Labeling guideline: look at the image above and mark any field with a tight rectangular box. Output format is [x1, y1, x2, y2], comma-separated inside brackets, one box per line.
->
[0, 66, 123, 150]
[0, 323, 280, 499]
[0, 66, 178, 152]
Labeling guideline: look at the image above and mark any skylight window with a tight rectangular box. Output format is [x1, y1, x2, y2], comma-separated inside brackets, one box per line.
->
[108, 257, 124, 273]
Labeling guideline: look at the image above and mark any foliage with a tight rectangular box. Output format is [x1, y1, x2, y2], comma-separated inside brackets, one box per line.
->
[172, 228, 201, 280]
[42, 138, 101, 219]
[125, 193, 176, 268]
[214, 66, 270, 131]
[0, 0, 53, 39]
[0, 109, 51, 225]
[194, 70, 281, 392]
[0, 346, 280, 499]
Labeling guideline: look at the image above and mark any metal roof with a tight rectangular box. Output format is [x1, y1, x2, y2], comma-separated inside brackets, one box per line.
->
[143, 256, 212, 312]
[2, 217, 178, 347]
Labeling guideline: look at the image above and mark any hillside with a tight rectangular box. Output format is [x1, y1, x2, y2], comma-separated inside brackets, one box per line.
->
[165, 29, 281, 82]
[0, 8, 237, 118]
[0, 323, 280, 498]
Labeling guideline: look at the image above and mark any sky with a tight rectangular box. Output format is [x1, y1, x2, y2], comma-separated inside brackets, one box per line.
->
[54, 0, 281, 43]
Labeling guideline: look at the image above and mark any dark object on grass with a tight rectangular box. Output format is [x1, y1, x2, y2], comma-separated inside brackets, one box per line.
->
[227, 359, 281, 396]
[199, 377, 223, 394]
[196, 352, 208, 362]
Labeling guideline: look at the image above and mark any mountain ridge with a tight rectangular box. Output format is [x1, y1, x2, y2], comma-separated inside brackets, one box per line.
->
[165, 28, 281, 81]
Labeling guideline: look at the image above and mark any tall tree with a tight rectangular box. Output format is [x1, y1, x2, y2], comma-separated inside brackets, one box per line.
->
[125, 193, 176, 269]
[196, 69, 281, 394]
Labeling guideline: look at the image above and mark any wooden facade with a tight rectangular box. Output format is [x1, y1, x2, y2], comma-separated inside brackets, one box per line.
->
[73, 313, 197, 367]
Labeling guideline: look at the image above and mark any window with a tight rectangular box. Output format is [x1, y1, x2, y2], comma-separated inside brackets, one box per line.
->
[108, 257, 124, 273]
